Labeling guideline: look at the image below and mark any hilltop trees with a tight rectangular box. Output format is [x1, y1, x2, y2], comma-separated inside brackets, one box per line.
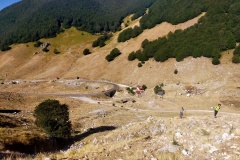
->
[0, 0, 156, 51]
[34, 99, 72, 139]
[123, 0, 240, 65]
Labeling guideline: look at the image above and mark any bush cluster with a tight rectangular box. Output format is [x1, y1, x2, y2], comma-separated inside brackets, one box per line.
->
[118, 26, 143, 42]
[106, 48, 121, 62]
[126, 0, 240, 64]
[154, 83, 165, 95]
[92, 33, 112, 48]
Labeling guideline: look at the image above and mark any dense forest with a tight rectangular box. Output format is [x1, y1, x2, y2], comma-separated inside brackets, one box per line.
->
[124, 0, 240, 64]
[0, 0, 156, 51]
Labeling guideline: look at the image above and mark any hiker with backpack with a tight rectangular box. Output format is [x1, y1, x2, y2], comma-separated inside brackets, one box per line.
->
[214, 104, 221, 118]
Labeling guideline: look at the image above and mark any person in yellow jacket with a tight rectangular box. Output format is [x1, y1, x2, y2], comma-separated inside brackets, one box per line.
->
[214, 104, 221, 118]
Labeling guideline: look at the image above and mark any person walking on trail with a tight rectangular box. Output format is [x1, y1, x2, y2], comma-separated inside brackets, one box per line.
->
[214, 104, 221, 118]
[180, 107, 184, 118]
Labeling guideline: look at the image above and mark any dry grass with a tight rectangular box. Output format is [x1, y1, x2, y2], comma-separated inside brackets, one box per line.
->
[0, 12, 240, 159]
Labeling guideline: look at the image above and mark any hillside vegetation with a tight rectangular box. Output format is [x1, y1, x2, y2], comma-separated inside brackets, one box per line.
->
[0, 0, 156, 51]
[120, 0, 240, 64]
[0, 0, 240, 158]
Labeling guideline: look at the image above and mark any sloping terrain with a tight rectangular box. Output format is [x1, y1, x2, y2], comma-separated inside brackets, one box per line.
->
[0, 12, 240, 159]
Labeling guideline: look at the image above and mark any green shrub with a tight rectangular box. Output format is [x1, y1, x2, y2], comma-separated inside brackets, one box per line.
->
[137, 63, 142, 67]
[142, 85, 147, 90]
[141, 39, 149, 48]
[92, 33, 112, 47]
[232, 54, 240, 63]
[34, 99, 72, 139]
[83, 48, 91, 55]
[106, 48, 121, 62]
[126, 87, 135, 95]
[212, 57, 220, 65]
[154, 83, 165, 95]
[128, 51, 136, 61]
[34, 41, 43, 47]
[234, 46, 240, 56]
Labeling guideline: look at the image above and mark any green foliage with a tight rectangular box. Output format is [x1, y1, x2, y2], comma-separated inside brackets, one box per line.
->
[154, 83, 165, 95]
[83, 48, 91, 55]
[135, 50, 148, 61]
[137, 63, 142, 67]
[192, 48, 202, 58]
[0, 0, 156, 51]
[142, 85, 147, 90]
[34, 41, 43, 47]
[212, 57, 220, 65]
[234, 46, 240, 56]
[118, 26, 143, 42]
[118, 28, 133, 42]
[126, 87, 135, 95]
[141, 39, 149, 48]
[232, 54, 240, 63]
[128, 51, 136, 61]
[136, 0, 240, 64]
[34, 99, 72, 139]
[92, 33, 112, 48]
[106, 48, 121, 62]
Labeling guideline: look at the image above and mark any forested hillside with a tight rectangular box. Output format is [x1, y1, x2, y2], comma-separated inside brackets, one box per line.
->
[0, 0, 156, 51]
[124, 0, 240, 64]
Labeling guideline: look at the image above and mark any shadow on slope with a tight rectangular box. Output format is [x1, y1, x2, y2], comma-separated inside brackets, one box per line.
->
[1, 126, 116, 158]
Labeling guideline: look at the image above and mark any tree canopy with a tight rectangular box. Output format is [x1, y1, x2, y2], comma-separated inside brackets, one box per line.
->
[126, 0, 240, 65]
[34, 99, 72, 139]
[0, 0, 156, 51]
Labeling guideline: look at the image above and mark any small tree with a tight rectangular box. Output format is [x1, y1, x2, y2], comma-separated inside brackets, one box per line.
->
[34, 99, 72, 139]
[106, 48, 121, 62]
[83, 48, 91, 55]
[154, 83, 165, 95]
[212, 57, 220, 65]
[128, 51, 136, 61]
[137, 63, 142, 67]
[142, 85, 147, 90]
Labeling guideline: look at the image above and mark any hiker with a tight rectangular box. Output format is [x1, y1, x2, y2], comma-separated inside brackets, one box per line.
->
[180, 107, 184, 118]
[214, 104, 221, 118]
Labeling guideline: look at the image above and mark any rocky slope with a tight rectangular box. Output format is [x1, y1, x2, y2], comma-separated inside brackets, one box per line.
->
[0, 12, 240, 159]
